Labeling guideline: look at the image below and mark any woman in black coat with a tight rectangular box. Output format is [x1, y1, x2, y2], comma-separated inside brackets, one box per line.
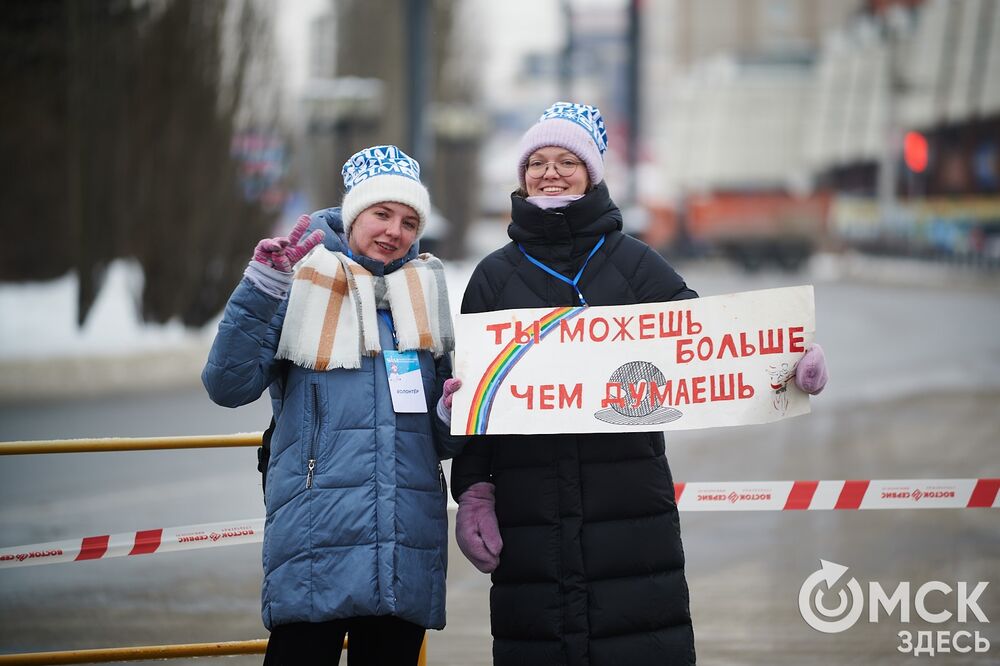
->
[451, 102, 829, 666]
[451, 102, 697, 666]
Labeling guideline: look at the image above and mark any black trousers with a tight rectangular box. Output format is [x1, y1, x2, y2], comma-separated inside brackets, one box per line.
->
[263, 615, 426, 666]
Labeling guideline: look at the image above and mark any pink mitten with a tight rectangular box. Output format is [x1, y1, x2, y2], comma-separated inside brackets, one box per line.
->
[443, 378, 462, 409]
[795, 343, 828, 395]
[455, 482, 502, 573]
[436, 378, 462, 426]
[253, 215, 325, 272]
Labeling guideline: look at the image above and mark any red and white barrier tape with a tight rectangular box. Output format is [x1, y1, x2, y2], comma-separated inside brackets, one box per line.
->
[675, 478, 1000, 512]
[2, 479, 997, 569]
[0, 518, 264, 569]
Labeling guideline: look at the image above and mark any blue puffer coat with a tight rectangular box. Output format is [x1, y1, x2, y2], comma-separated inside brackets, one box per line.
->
[203, 208, 465, 631]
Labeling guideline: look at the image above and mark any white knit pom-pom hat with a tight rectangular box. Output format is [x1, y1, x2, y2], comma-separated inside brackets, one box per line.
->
[341, 145, 431, 237]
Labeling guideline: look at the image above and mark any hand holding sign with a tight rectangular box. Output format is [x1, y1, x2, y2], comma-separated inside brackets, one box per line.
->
[253, 215, 325, 273]
[794, 343, 828, 395]
[435, 378, 463, 426]
[442, 377, 462, 409]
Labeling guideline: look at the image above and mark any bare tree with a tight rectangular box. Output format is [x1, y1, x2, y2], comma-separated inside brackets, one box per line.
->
[1, 0, 82, 284]
[128, 0, 280, 326]
[0, 0, 281, 326]
[330, 0, 483, 258]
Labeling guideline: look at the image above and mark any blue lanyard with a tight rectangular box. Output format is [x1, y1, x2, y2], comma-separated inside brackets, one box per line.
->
[377, 310, 397, 347]
[517, 235, 605, 306]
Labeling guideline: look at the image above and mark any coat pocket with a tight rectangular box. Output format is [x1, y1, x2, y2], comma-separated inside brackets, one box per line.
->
[304, 379, 326, 489]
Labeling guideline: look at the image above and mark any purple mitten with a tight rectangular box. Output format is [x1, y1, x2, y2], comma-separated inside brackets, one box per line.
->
[795, 343, 828, 395]
[252, 215, 325, 272]
[456, 481, 502, 573]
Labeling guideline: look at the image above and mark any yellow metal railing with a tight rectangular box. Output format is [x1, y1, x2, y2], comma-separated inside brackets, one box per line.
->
[0, 640, 269, 665]
[0, 435, 429, 665]
[0, 637, 429, 665]
[0, 433, 262, 455]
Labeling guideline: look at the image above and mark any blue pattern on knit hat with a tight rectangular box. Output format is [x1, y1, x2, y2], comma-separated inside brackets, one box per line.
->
[342, 145, 422, 191]
[538, 102, 608, 156]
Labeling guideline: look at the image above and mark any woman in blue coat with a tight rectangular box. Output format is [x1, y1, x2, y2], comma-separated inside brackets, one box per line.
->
[203, 145, 465, 665]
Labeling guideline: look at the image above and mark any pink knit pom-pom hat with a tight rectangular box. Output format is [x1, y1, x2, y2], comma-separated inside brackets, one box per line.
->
[517, 101, 609, 188]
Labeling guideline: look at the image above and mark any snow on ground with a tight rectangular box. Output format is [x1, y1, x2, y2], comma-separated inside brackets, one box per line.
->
[2, 260, 201, 361]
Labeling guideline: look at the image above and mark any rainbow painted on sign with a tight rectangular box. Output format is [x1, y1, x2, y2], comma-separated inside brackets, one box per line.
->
[465, 306, 587, 435]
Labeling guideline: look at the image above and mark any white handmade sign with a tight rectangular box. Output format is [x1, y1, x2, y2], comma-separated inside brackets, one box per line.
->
[451, 285, 816, 436]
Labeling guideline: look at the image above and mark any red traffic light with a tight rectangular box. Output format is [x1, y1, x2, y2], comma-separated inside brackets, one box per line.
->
[904, 131, 928, 173]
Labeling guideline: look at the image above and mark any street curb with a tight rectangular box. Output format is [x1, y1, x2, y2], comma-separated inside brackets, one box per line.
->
[0, 343, 210, 403]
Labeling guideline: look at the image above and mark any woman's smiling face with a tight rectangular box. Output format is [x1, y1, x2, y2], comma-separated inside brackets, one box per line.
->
[348, 202, 419, 264]
[524, 146, 590, 197]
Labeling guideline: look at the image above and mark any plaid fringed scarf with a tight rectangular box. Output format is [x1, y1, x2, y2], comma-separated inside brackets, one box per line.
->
[276, 246, 454, 370]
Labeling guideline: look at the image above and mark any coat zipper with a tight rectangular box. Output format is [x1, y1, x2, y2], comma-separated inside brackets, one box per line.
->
[306, 383, 320, 489]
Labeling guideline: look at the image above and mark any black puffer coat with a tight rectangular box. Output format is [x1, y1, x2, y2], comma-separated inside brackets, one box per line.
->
[452, 183, 697, 665]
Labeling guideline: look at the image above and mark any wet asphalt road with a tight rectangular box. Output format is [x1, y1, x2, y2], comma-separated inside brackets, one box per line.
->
[1, 257, 999, 664]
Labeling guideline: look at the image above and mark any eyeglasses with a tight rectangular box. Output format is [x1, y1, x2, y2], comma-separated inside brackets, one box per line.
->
[526, 159, 582, 178]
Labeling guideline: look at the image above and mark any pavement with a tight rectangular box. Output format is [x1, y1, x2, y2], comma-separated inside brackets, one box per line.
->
[2, 235, 999, 664]
[2, 389, 997, 664]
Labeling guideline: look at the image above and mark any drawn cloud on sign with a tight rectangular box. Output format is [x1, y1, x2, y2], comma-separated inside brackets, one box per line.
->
[593, 361, 684, 426]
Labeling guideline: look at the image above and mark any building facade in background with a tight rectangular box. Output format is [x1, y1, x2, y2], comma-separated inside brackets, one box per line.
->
[814, 0, 1000, 259]
[642, 0, 1000, 265]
